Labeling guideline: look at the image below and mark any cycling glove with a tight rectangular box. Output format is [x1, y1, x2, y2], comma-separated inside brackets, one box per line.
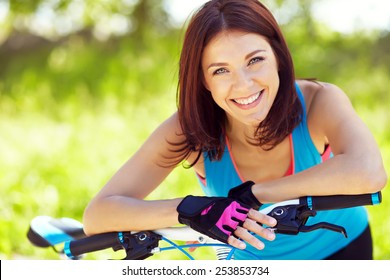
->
[228, 181, 263, 210]
[177, 196, 250, 243]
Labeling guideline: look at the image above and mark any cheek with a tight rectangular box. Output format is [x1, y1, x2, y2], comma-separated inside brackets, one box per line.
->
[260, 66, 280, 90]
[209, 90, 229, 111]
[210, 90, 223, 104]
[207, 79, 229, 97]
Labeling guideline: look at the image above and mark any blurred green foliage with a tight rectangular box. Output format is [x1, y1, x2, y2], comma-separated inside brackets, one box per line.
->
[0, 0, 389, 260]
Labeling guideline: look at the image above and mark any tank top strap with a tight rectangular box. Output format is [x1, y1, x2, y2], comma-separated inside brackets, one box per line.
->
[292, 83, 323, 172]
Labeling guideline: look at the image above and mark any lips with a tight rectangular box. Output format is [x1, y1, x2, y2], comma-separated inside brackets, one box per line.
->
[232, 89, 264, 108]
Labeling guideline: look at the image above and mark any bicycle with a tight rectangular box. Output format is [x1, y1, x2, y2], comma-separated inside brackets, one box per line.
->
[27, 192, 382, 260]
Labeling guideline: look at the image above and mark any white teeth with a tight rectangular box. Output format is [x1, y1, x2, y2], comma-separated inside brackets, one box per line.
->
[234, 91, 261, 105]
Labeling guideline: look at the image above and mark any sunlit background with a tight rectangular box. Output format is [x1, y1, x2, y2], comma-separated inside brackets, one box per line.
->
[167, 0, 390, 33]
[0, 0, 389, 260]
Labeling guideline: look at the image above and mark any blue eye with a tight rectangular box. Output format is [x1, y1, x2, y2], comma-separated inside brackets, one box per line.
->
[213, 68, 228, 75]
[248, 56, 264, 65]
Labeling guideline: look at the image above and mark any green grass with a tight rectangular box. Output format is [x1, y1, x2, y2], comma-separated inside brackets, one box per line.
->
[0, 94, 212, 260]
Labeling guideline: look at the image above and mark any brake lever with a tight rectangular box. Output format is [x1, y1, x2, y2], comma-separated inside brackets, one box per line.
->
[119, 231, 161, 260]
[267, 204, 347, 238]
[300, 222, 347, 237]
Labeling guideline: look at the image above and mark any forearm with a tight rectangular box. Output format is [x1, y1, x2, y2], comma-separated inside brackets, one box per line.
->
[253, 154, 387, 203]
[83, 196, 182, 236]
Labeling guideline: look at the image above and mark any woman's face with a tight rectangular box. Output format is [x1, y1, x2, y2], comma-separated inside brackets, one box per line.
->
[202, 30, 280, 128]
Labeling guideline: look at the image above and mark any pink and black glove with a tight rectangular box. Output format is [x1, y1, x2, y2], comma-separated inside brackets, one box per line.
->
[177, 195, 250, 244]
[228, 181, 263, 210]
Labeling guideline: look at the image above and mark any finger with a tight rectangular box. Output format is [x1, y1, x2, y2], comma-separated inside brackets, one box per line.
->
[233, 226, 265, 250]
[227, 234, 247, 250]
[247, 208, 277, 227]
[242, 218, 276, 241]
[231, 201, 249, 220]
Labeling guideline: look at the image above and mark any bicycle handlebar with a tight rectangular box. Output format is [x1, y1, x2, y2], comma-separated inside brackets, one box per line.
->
[64, 232, 122, 258]
[302, 192, 381, 211]
[262, 191, 382, 237]
[48, 191, 383, 259]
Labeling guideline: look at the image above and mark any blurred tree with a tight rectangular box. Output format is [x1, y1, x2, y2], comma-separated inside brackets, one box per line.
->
[1, 0, 170, 44]
[372, 31, 390, 67]
[0, 0, 173, 76]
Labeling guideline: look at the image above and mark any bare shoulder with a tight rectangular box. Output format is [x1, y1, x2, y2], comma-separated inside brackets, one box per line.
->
[147, 112, 184, 158]
[297, 80, 351, 115]
[297, 80, 355, 152]
[162, 113, 205, 175]
[150, 112, 203, 170]
[125, 112, 182, 171]
[154, 111, 182, 140]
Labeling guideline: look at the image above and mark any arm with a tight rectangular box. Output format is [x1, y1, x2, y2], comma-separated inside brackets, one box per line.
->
[253, 82, 387, 203]
[83, 112, 276, 250]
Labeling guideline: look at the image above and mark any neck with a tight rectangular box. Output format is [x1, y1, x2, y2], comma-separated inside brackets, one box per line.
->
[225, 118, 262, 151]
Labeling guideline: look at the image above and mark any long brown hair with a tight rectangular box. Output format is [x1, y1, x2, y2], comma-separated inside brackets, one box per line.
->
[170, 0, 302, 166]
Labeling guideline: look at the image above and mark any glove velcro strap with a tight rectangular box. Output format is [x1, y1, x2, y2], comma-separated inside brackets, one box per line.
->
[177, 195, 224, 224]
[228, 181, 262, 210]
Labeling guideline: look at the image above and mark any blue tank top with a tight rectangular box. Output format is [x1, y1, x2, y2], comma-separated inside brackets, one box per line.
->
[197, 83, 368, 259]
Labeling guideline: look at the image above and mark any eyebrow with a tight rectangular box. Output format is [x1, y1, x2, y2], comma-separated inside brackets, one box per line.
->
[207, 49, 266, 69]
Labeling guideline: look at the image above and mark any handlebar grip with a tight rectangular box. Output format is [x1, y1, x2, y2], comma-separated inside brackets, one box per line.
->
[64, 232, 123, 258]
[301, 192, 382, 211]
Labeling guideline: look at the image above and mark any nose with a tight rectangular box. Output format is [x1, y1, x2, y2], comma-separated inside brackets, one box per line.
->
[232, 69, 253, 92]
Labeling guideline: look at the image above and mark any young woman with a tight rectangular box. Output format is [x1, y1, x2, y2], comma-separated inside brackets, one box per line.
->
[83, 0, 387, 259]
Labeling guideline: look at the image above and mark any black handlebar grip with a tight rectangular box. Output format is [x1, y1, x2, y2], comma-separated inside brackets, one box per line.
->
[300, 192, 382, 211]
[64, 232, 123, 258]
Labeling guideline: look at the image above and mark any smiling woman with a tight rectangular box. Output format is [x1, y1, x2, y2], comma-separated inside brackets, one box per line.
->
[201, 31, 280, 127]
[0, 0, 388, 262]
[82, 0, 387, 260]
